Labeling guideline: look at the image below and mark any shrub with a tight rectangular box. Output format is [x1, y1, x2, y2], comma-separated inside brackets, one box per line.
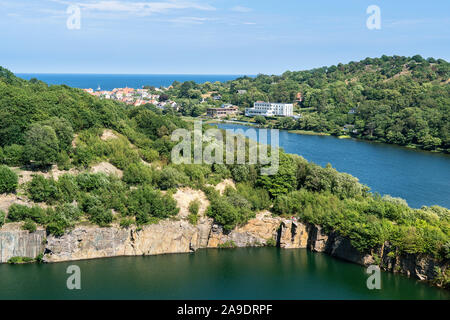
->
[55, 203, 82, 222]
[188, 199, 201, 225]
[272, 193, 300, 216]
[201, 185, 220, 201]
[7, 204, 32, 222]
[189, 199, 200, 215]
[81, 195, 113, 227]
[27, 175, 59, 203]
[218, 240, 237, 248]
[139, 148, 159, 163]
[119, 217, 134, 228]
[235, 183, 271, 211]
[7, 256, 35, 264]
[28, 206, 47, 224]
[123, 162, 153, 185]
[433, 267, 450, 289]
[7, 204, 47, 224]
[266, 238, 277, 247]
[182, 164, 211, 186]
[0, 165, 18, 193]
[254, 116, 267, 125]
[89, 207, 113, 226]
[212, 164, 231, 179]
[231, 165, 250, 182]
[36, 253, 44, 263]
[3, 144, 25, 166]
[257, 152, 297, 197]
[56, 174, 79, 203]
[188, 213, 198, 225]
[94, 175, 128, 214]
[128, 186, 179, 224]
[76, 173, 109, 192]
[0, 210, 5, 227]
[207, 195, 254, 232]
[56, 151, 71, 170]
[46, 222, 65, 237]
[156, 167, 188, 190]
[72, 145, 95, 168]
[46, 204, 82, 236]
[22, 219, 37, 233]
[107, 139, 141, 170]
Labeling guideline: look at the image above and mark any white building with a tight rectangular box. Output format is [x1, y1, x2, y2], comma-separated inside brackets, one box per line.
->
[245, 101, 293, 117]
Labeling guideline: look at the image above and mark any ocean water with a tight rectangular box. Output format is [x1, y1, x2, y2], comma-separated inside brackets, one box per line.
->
[16, 73, 247, 90]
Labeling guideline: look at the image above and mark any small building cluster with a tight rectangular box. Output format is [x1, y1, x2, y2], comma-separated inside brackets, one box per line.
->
[207, 104, 239, 118]
[83, 87, 178, 109]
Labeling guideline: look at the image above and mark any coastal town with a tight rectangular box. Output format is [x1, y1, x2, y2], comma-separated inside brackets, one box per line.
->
[83, 87, 180, 110]
[82, 86, 301, 119]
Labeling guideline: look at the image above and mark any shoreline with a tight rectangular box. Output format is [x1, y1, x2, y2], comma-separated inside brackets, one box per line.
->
[212, 120, 449, 156]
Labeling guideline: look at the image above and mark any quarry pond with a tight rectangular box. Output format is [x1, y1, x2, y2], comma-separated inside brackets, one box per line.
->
[0, 248, 448, 300]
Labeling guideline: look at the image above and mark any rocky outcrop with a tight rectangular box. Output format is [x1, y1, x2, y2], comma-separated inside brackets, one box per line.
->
[278, 220, 308, 249]
[44, 217, 214, 263]
[207, 212, 282, 247]
[304, 225, 375, 265]
[0, 223, 46, 263]
[303, 225, 446, 283]
[379, 242, 445, 281]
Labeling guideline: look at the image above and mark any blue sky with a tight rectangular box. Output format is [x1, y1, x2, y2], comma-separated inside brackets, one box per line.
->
[1, 0, 449, 74]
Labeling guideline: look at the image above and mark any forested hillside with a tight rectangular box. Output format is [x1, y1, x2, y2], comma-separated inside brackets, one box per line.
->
[0, 66, 448, 286]
[167, 55, 450, 152]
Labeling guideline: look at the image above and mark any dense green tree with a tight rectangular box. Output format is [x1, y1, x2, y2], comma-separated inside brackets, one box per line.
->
[40, 117, 74, 152]
[24, 124, 59, 167]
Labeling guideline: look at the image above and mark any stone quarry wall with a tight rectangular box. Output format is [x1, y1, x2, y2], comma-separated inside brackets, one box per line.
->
[0, 223, 46, 263]
[0, 212, 446, 285]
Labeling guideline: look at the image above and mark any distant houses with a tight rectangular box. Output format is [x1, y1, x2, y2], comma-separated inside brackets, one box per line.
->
[245, 101, 293, 117]
[207, 104, 239, 118]
[82, 87, 177, 108]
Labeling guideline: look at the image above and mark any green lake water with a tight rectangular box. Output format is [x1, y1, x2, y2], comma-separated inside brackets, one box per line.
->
[0, 248, 448, 300]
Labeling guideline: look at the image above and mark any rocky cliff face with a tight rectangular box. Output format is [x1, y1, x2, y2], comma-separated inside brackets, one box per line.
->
[44, 217, 213, 263]
[300, 224, 447, 283]
[0, 223, 46, 263]
[0, 213, 446, 286]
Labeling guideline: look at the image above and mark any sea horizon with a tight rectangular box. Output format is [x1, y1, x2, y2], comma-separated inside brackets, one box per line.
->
[16, 73, 254, 90]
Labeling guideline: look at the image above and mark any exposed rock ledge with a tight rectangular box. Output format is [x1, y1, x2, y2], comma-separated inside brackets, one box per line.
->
[0, 212, 447, 286]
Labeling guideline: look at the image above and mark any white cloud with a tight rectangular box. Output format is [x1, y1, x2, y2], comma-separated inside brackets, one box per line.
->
[167, 16, 215, 24]
[231, 5, 252, 13]
[47, 0, 216, 17]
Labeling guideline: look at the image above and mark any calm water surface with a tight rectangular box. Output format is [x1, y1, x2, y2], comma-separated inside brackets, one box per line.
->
[0, 248, 447, 300]
[217, 123, 450, 208]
